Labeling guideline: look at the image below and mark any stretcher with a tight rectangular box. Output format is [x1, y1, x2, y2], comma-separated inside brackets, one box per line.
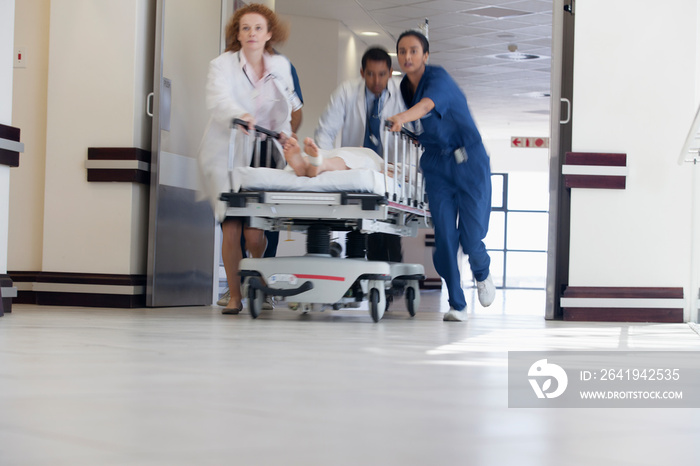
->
[221, 119, 431, 322]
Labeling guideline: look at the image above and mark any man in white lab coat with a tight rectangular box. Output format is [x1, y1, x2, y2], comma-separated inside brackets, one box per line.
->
[314, 47, 407, 262]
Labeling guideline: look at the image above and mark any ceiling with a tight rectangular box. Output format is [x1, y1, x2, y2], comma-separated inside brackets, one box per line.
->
[276, 0, 553, 138]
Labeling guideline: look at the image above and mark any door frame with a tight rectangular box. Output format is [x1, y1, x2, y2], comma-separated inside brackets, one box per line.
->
[545, 0, 575, 319]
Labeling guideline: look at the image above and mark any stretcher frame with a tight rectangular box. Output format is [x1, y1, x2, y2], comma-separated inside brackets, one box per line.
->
[221, 119, 431, 322]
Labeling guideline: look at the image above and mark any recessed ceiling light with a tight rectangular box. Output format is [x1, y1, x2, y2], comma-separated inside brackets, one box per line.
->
[515, 91, 551, 99]
[489, 52, 544, 61]
[388, 52, 397, 57]
[465, 6, 531, 18]
[392, 71, 402, 76]
[360, 31, 379, 36]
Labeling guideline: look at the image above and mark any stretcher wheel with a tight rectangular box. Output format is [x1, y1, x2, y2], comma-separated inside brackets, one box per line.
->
[405, 280, 420, 316]
[405, 286, 416, 317]
[369, 288, 381, 323]
[248, 284, 263, 319]
[368, 283, 386, 323]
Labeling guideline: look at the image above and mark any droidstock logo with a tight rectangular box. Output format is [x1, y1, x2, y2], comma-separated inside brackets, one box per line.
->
[528, 359, 569, 399]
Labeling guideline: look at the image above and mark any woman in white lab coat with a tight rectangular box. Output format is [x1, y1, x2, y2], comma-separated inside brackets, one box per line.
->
[198, 3, 302, 314]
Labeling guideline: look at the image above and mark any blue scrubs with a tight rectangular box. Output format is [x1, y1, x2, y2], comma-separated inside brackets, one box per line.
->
[401, 65, 491, 311]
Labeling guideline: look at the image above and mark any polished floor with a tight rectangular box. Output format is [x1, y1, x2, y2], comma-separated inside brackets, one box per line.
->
[1, 288, 699, 466]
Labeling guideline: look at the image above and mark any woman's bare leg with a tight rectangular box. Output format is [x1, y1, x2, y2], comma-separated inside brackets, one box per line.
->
[283, 137, 308, 176]
[221, 219, 244, 310]
[221, 222, 266, 311]
[243, 227, 266, 258]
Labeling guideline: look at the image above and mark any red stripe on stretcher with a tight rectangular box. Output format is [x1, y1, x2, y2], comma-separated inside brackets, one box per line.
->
[295, 274, 346, 282]
[387, 201, 431, 216]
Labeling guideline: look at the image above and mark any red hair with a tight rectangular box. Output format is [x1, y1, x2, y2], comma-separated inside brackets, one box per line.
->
[224, 3, 289, 54]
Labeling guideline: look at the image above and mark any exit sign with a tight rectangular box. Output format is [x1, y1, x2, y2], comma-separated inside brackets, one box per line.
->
[511, 137, 549, 148]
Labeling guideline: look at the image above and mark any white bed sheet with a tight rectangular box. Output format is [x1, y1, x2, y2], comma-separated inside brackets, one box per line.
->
[233, 167, 388, 195]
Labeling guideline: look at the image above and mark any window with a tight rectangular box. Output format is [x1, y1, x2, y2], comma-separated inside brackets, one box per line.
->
[462, 172, 549, 289]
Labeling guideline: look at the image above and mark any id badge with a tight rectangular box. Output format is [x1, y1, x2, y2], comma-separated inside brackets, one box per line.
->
[454, 147, 467, 164]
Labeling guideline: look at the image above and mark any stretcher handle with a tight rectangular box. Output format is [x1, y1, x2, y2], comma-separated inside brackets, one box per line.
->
[232, 118, 281, 139]
[384, 121, 420, 143]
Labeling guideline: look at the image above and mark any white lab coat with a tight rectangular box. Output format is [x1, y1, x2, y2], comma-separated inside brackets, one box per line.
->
[314, 77, 408, 151]
[198, 51, 302, 222]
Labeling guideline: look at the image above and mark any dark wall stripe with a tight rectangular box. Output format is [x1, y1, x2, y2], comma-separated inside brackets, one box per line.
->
[87, 169, 150, 184]
[0, 124, 22, 168]
[563, 286, 684, 299]
[9, 271, 146, 309]
[564, 174, 626, 189]
[0, 149, 20, 167]
[86, 147, 151, 184]
[87, 147, 151, 162]
[561, 286, 684, 323]
[1, 274, 13, 314]
[10, 271, 146, 286]
[421, 278, 442, 289]
[563, 308, 683, 323]
[0, 123, 20, 142]
[33, 292, 146, 309]
[565, 152, 627, 166]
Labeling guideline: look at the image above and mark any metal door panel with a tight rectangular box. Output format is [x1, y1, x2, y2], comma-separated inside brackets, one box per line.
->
[147, 0, 222, 307]
[545, 0, 575, 319]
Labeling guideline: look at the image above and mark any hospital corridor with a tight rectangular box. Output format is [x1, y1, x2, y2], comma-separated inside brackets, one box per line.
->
[3, 0, 700, 465]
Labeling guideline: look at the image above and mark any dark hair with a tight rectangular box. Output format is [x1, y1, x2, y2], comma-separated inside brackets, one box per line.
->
[225, 3, 289, 54]
[396, 30, 429, 54]
[361, 47, 392, 70]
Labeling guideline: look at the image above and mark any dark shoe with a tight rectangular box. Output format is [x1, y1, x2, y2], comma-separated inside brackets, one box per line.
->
[222, 307, 241, 315]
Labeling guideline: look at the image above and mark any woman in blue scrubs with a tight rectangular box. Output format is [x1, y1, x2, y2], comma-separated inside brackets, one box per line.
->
[388, 30, 495, 322]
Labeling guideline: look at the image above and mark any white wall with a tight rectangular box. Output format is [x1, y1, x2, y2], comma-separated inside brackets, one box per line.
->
[275, 15, 343, 143]
[9, 0, 49, 272]
[0, 0, 13, 124]
[1, 0, 16, 275]
[569, 1, 698, 296]
[487, 137, 549, 174]
[336, 26, 363, 91]
[11, 0, 154, 275]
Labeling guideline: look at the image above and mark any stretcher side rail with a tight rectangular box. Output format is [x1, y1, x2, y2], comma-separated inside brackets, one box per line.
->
[228, 118, 282, 189]
[225, 118, 429, 211]
[221, 190, 387, 211]
[382, 122, 426, 208]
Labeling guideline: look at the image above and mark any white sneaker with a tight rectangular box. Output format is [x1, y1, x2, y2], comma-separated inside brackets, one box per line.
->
[216, 288, 230, 307]
[443, 307, 467, 322]
[477, 273, 495, 307]
[262, 295, 275, 310]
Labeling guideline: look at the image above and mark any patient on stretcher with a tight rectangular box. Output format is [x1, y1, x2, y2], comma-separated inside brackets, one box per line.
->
[283, 137, 399, 178]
